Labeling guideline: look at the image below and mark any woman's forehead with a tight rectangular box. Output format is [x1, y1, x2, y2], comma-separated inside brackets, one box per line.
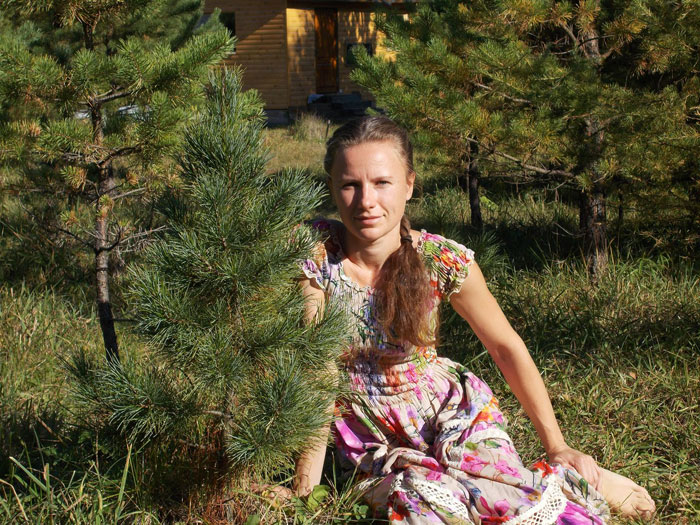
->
[331, 140, 406, 175]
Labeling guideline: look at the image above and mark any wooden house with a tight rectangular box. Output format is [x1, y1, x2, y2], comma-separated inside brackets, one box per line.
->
[203, 0, 410, 116]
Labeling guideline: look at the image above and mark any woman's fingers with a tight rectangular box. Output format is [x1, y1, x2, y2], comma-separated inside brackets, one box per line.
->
[571, 454, 602, 489]
[549, 446, 602, 489]
[250, 483, 295, 505]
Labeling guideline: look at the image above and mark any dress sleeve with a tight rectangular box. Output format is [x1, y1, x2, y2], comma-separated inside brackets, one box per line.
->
[421, 233, 475, 299]
[298, 219, 332, 291]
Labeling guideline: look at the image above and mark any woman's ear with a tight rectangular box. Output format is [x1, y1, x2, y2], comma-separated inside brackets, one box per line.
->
[327, 175, 337, 205]
[406, 170, 416, 201]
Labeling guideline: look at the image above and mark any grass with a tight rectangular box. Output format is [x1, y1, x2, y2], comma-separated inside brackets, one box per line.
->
[264, 113, 331, 177]
[0, 286, 157, 523]
[1, 125, 699, 523]
[438, 257, 700, 523]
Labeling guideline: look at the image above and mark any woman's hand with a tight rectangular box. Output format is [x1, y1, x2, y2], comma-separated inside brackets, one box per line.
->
[548, 444, 602, 489]
[250, 483, 295, 506]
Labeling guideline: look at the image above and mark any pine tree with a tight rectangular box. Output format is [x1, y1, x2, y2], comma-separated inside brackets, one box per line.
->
[353, 0, 699, 273]
[67, 68, 349, 487]
[626, 0, 700, 233]
[0, 1, 234, 360]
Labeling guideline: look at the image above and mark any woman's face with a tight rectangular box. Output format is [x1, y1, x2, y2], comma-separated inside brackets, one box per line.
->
[329, 140, 414, 246]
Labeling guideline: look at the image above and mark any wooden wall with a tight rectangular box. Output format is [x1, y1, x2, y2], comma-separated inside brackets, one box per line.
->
[286, 6, 388, 108]
[206, 0, 289, 110]
[337, 9, 377, 100]
[287, 8, 315, 108]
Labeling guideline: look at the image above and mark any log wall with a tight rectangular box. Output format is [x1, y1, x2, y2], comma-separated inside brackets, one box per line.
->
[206, 0, 289, 110]
[337, 9, 376, 99]
[287, 8, 316, 108]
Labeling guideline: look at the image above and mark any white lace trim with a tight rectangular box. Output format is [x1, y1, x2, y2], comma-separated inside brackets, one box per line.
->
[506, 475, 568, 525]
[408, 477, 473, 523]
[388, 471, 568, 525]
[439, 421, 513, 444]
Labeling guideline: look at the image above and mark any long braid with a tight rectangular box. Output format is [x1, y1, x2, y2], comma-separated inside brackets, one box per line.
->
[374, 214, 435, 347]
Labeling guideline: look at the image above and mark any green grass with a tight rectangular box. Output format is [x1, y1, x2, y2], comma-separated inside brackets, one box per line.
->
[438, 256, 700, 524]
[1, 126, 699, 523]
[264, 114, 331, 177]
[0, 286, 158, 523]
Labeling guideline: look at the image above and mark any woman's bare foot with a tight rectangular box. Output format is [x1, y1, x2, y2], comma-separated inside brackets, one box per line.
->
[597, 468, 655, 520]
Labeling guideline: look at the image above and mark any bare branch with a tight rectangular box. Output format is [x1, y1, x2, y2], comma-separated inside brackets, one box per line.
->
[112, 188, 146, 201]
[62, 152, 86, 163]
[560, 23, 585, 57]
[97, 227, 123, 253]
[98, 145, 141, 166]
[91, 90, 132, 106]
[16, 200, 97, 250]
[121, 225, 168, 244]
[471, 81, 533, 105]
[490, 149, 574, 178]
[204, 410, 232, 419]
[55, 225, 95, 251]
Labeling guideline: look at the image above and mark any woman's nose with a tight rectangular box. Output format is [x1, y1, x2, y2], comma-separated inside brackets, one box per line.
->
[359, 184, 376, 209]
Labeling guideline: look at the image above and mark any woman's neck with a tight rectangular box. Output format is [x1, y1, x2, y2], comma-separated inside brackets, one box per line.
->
[340, 224, 401, 282]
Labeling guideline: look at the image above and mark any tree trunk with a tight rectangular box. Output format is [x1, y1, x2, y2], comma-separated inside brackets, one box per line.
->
[616, 190, 623, 240]
[459, 142, 483, 230]
[91, 100, 120, 362]
[579, 186, 608, 277]
[468, 163, 482, 230]
[573, 4, 608, 277]
[579, 115, 608, 276]
[96, 165, 120, 362]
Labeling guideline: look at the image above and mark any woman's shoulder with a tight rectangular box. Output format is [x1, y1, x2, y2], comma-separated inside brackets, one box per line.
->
[418, 231, 475, 263]
[305, 217, 344, 256]
[298, 218, 343, 290]
[418, 230, 475, 299]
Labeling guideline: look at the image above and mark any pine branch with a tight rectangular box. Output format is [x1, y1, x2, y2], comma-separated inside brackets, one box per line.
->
[424, 116, 574, 178]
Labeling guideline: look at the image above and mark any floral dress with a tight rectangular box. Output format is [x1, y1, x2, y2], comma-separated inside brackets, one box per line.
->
[301, 219, 610, 525]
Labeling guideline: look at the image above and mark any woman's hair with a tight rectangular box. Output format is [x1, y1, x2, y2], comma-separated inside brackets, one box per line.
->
[325, 116, 436, 347]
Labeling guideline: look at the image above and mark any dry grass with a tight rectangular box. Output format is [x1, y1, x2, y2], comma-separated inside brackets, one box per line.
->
[264, 114, 332, 177]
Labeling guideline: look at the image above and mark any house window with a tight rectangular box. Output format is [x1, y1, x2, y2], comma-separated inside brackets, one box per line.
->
[220, 12, 236, 37]
[346, 43, 373, 66]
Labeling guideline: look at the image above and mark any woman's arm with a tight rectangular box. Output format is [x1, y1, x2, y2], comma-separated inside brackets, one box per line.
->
[294, 277, 334, 496]
[449, 262, 602, 487]
[294, 417, 332, 496]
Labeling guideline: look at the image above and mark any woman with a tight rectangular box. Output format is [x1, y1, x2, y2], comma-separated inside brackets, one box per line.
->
[294, 116, 654, 523]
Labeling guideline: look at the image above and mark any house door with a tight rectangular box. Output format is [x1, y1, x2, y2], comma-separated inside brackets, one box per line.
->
[314, 8, 338, 94]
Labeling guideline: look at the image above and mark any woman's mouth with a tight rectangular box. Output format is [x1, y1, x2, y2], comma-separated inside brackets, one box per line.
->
[355, 216, 381, 225]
